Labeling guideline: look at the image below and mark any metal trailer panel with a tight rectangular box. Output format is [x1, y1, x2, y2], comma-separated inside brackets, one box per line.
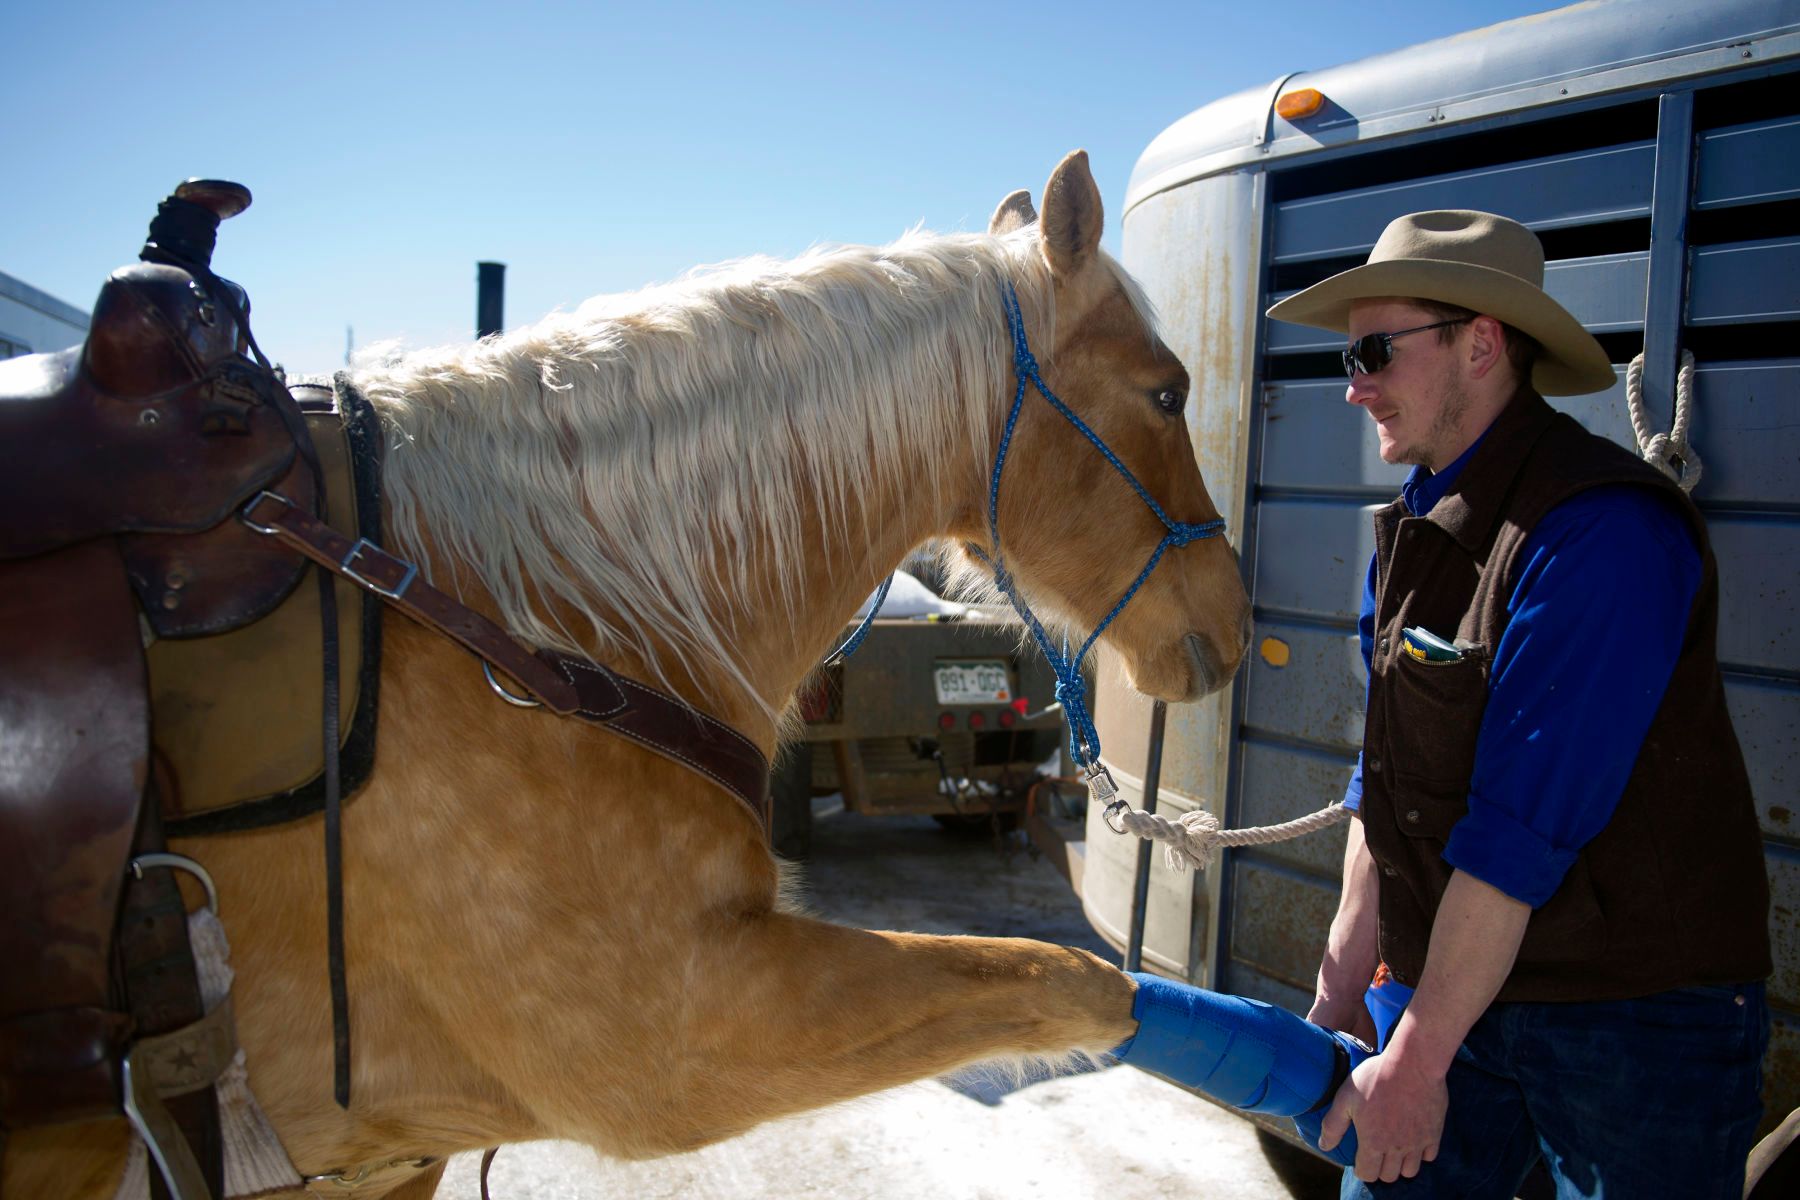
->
[1270, 142, 1656, 265]
[1125, 0, 1800, 214]
[1103, 0, 1800, 1153]
[1695, 116, 1800, 209]
[1269, 254, 1652, 351]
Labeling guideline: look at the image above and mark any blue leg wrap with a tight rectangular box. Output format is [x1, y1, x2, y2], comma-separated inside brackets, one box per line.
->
[1113, 973, 1369, 1167]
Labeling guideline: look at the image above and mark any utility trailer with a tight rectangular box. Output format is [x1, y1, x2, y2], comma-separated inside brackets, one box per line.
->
[770, 568, 1070, 859]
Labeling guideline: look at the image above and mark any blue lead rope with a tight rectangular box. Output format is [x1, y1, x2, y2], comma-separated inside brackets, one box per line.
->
[825, 571, 895, 666]
[971, 282, 1224, 779]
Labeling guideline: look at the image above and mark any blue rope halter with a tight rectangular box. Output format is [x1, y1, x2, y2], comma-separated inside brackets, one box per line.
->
[837, 279, 1226, 820]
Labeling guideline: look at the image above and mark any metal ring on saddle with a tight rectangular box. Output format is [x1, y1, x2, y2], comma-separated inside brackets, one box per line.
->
[129, 852, 220, 915]
[483, 660, 543, 708]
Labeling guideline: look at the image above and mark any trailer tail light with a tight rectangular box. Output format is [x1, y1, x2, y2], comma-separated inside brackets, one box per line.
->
[998, 707, 1017, 729]
[1276, 88, 1325, 120]
[967, 711, 986, 731]
[938, 711, 956, 731]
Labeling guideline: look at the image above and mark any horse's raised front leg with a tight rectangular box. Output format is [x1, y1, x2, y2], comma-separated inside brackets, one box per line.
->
[632, 909, 1369, 1166]
[629, 913, 1137, 1155]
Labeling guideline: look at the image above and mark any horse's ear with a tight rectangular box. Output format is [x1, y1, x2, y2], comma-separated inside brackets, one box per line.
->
[1040, 150, 1103, 277]
[989, 189, 1037, 235]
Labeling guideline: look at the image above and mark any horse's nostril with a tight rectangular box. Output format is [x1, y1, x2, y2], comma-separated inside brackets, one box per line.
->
[1185, 633, 1221, 697]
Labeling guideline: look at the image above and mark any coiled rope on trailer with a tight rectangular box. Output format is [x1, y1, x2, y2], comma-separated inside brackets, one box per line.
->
[1114, 800, 1351, 872]
[1626, 349, 1702, 493]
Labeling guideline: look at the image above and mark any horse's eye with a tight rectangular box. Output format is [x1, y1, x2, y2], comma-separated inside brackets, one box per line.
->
[1155, 387, 1186, 415]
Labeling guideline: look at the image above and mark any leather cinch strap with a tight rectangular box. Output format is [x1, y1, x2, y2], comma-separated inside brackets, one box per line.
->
[238, 492, 771, 836]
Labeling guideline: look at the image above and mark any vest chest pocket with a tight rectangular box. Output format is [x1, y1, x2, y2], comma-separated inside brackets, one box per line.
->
[1380, 642, 1490, 790]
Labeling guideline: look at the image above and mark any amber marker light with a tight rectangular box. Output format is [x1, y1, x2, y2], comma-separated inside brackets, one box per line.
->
[1276, 88, 1325, 120]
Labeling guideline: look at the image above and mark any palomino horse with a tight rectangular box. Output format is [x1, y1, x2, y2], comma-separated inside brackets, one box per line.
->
[10, 150, 1250, 1198]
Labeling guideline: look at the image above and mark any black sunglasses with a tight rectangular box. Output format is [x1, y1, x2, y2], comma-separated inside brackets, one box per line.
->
[1342, 318, 1470, 379]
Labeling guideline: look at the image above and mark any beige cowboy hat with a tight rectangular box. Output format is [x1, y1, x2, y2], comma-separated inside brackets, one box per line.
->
[1266, 210, 1617, 395]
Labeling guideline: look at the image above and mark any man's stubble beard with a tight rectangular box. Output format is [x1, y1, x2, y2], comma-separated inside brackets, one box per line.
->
[1422, 363, 1473, 472]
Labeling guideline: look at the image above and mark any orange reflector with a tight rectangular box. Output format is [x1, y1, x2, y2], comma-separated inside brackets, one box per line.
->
[1260, 637, 1291, 668]
[1276, 88, 1325, 120]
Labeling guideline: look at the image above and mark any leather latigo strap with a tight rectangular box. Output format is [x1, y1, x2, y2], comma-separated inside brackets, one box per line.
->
[238, 492, 770, 835]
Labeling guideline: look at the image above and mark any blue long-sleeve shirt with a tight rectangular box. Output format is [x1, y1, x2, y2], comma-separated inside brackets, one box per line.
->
[1342, 430, 1702, 907]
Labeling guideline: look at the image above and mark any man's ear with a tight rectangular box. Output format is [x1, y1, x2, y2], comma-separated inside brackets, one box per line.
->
[1467, 315, 1507, 381]
[989, 189, 1037, 235]
[1040, 150, 1103, 278]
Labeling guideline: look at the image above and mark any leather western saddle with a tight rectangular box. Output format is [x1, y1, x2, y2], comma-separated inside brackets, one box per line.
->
[0, 181, 356, 1200]
[0, 181, 771, 1200]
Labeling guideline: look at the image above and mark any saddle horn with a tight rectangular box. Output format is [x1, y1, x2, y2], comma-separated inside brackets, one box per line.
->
[142, 179, 253, 270]
[85, 179, 255, 397]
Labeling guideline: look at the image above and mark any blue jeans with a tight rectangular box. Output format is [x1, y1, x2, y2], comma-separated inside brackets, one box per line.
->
[1341, 982, 1769, 1199]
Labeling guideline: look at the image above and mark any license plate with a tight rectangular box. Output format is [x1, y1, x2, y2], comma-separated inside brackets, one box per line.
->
[934, 659, 1011, 705]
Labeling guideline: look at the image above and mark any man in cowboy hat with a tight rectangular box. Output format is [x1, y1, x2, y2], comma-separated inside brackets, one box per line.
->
[1267, 210, 1770, 1196]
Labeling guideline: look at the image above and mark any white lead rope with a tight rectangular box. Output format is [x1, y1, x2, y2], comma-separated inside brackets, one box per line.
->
[1115, 800, 1352, 872]
[1625, 349, 1702, 493]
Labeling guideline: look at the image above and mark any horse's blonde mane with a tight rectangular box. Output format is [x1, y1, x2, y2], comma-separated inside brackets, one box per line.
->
[354, 227, 1067, 716]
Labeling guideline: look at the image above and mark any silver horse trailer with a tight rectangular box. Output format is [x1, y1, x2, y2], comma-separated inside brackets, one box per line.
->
[1073, 0, 1800, 1153]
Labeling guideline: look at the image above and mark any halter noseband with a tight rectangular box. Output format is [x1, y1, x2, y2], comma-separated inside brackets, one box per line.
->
[834, 279, 1226, 828]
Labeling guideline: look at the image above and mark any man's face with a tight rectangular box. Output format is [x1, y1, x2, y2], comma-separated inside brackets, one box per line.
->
[1345, 299, 1471, 471]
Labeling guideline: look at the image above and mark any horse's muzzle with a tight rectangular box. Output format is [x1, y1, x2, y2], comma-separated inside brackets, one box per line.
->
[1183, 632, 1237, 700]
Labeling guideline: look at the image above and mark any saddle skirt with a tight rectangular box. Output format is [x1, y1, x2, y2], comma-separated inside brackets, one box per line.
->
[152, 378, 383, 833]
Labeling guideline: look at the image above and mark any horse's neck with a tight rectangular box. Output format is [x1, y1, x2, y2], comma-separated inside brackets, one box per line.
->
[373, 297, 1007, 744]
[728, 466, 962, 729]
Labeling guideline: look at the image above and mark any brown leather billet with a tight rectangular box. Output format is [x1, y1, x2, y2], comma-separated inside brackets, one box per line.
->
[240, 493, 771, 836]
[121, 803, 225, 1195]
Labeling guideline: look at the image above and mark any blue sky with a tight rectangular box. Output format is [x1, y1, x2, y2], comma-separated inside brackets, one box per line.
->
[5, 0, 1559, 374]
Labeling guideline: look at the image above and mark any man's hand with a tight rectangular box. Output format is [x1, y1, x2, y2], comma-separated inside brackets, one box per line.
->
[1319, 1046, 1446, 1183]
[1319, 869, 1531, 1184]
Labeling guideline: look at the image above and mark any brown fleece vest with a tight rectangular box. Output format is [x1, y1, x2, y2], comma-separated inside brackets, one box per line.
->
[1361, 390, 1770, 1003]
